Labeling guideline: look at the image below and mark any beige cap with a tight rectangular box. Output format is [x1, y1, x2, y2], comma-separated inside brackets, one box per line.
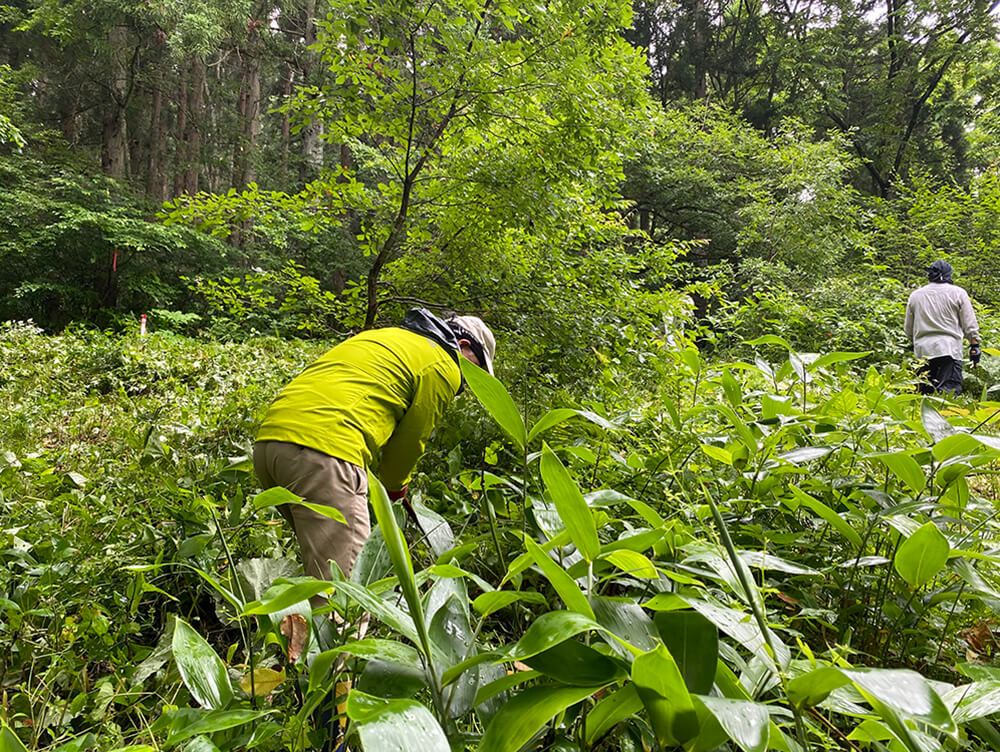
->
[450, 315, 496, 375]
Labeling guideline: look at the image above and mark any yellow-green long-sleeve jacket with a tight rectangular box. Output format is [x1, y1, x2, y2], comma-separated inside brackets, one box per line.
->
[256, 323, 461, 491]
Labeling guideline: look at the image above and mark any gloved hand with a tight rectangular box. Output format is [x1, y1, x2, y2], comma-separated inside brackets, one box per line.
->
[387, 486, 407, 502]
[970, 343, 982, 367]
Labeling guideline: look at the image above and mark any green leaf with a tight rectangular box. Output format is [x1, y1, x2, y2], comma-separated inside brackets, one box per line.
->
[700, 444, 733, 465]
[786, 666, 851, 709]
[527, 408, 578, 443]
[522, 639, 625, 685]
[171, 617, 233, 710]
[507, 610, 604, 661]
[334, 579, 419, 646]
[472, 590, 545, 617]
[540, 443, 600, 562]
[787, 486, 863, 549]
[0, 722, 29, 752]
[156, 708, 265, 747]
[746, 334, 792, 350]
[479, 685, 600, 752]
[777, 446, 831, 465]
[252, 486, 346, 524]
[632, 644, 700, 747]
[894, 522, 950, 589]
[653, 611, 719, 694]
[251, 486, 301, 509]
[870, 452, 926, 494]
[240, 577, 332, 615]
[921, 400, 957, 443]
[583, 684, 644, 745]
[842, 667, 957, 735]
[942, 681, 1000, 724]
[812, 351, 871, 370]
[695, 696, 770, 752]
[601, 549, 658, 579]
[524, 537, 595, 618]
[346, 691, 450, 752]
[337, 639, 423, 668]
[368, 472, 434, 667]
[461, 358, 526, 451]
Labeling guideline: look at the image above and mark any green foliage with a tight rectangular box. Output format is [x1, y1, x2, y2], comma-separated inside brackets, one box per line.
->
[0, 154, 232, 329]
[7, 320, 1000, 750]
[622, 105, 864, 273]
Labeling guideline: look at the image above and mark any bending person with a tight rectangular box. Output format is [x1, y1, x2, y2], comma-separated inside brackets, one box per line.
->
[253, 308, 496, 581]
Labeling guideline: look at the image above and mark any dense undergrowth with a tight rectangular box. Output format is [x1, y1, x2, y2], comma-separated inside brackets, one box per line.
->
[5, 321, 1000, 751]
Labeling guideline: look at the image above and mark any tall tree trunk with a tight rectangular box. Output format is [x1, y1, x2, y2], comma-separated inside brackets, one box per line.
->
[102, 27, 128, 179]
[233, 49, 262, 188]
[281, 64, 294, 183]
[300, 0, 325, 181]
[693, 0, 708, 100]
[147, 71, 167, 201]
[173, 67, 189, 197]
[183, 57, 204, 195]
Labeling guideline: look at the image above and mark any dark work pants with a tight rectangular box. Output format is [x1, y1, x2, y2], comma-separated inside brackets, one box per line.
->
[918, 356, 963, 395]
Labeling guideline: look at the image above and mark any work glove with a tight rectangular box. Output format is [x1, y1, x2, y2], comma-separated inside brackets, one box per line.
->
[387, 487, 407, 502]
[970, 343, 982, 367]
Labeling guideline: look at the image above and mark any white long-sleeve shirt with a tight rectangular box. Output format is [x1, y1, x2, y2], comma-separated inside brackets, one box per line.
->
[904, 283, 980, 361]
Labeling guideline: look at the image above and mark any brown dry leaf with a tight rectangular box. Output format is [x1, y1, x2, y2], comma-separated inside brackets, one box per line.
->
[960, 621, 998, 654]
[281, 613, 308, 663]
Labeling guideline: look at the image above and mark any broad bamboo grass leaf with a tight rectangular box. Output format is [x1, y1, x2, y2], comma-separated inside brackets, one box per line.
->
[746, 334, 793, 350]
[921, 400, 957, 443]
[786, 485, 863, 549]
[505, 610, 605, 661]
[153, 708, 265, 747]
[654, 611, 718, 694]
[336, 639, 423, 668]
[584, 684, 644, 746]
[185, 736, 221, 752]
[524, 537, 595, 618]
[870, 451, 926, 494]
[479, 685, 602, 752]
[522, 639, 626, 684]
[335, 578, 419, 645]
[474, 669, 542, 707]
[346, 690, 450, 752]
[540, 443, 599, 561]
[240, 577, 330, 615]
[472, 590, 546, 617]
[368, 472, 438, 680]
[788, 666, 957, 736]
[252, 485, 347, 524]
[601, 549, 658, 579]
[527, 407, 577, 443]
[0, 722, 29, 752]
[942, 680, 1000, 724]
[460, 358, 526, 450]
[632, 644, 700, 746]
[682, 599, 791, 673]
[812, 350, 872, 370]
[171, 616, 233, 710]
[894, 522, 950, 588]
[695, 696, 770, 752]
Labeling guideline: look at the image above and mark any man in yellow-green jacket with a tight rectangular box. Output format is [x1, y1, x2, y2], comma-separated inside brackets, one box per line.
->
[253, 308, 496, 581]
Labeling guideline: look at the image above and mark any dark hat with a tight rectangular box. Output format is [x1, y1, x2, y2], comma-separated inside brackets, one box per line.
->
[927, 260, 953, 283]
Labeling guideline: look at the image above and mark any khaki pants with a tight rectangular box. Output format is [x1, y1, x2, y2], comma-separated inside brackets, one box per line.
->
[253, 441, 370, 580]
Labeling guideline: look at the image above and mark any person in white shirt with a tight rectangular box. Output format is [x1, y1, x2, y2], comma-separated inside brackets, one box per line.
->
[904, 259, 981, 395]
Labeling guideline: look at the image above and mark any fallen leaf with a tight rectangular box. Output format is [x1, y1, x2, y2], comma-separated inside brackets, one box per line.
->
[281, 613, 308, 663]
[239, 666, 285, 696]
